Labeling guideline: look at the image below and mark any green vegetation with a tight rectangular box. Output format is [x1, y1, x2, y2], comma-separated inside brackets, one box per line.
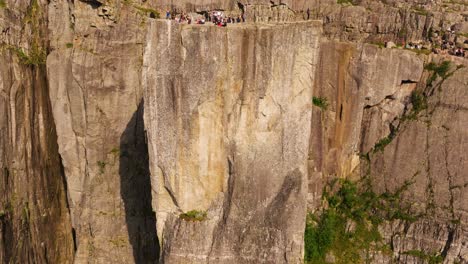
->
[400, 90, 428, 121]
[337, 0, 354, 5]
[0, 0, 7, 9]
[7, 0, 47, 66]
[425, 61, 451, 86]
[406, 48, 432, 55]
[65, 43, 73, 48]
[109, 236, 127, 248]
[22, 202, 30, 223]
[373, 136, 393, 153]
[110, 148, 120, 160]
[305, 178, 419, 264]
[179, 210, 207, 221]
[425, 61, 451, 77]
[13, 46, 46, 65]
[97, 161, 107, 174]
[403, 250, 444, 264]
[313, 96, 329, 110]
[369, 41, 386, 49]
[410, 90, 428, 114]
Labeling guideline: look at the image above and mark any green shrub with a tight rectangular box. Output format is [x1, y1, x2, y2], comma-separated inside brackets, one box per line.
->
[373, 136, 393, 153]
[65, 42, 73, 48]
[305, 179, 419, 264]
[179, 210, 207, 221]
[424, 60, 452, 87]
[410, 90, 427, 113]
[0, 0, 6, 8]
[425, 61, 451, 78]
[14, 46, 46, 65]
[313, 96, 329, 110]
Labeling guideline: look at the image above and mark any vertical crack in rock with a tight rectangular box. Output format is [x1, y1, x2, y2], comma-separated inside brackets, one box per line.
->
[160, 166, 180, 209]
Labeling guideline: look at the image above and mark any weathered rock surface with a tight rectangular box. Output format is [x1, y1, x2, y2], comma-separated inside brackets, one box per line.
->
[366, 60, 468, 263]
[308, 41, 424, 206]
[143, 20, 321, 263]
[309, 38, 467, 262]
[47, 0, 159, 263]
[0, 0, 467, 262]
[0, 0, 74, 263]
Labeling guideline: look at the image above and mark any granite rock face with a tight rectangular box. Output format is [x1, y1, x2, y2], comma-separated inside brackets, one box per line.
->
[143, 20, 321, 263]
[47, 0, 159, 263]
[308, 41, 424, 207]
[309, 39, 468, 263]
[0, 0, 74, 263]
[0, 0, 467, 263]
[366, 61, 468, 264]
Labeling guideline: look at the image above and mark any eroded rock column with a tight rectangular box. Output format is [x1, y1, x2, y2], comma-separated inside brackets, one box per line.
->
[144, 20, 321, 263]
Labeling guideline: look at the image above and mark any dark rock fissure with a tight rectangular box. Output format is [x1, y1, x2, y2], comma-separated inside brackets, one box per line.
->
[79, 0, 102, 9]
[120, 100, 159, 263]
[401, 80, 418, 84]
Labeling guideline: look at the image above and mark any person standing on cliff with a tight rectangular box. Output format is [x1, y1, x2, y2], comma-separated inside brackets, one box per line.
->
[166, 10, 171, 19]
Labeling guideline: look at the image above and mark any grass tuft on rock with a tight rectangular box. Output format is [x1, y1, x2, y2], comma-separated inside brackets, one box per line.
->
[313, 96, 329, 110]
[180, 210, 207, 222]
[337, 0, 354, 5]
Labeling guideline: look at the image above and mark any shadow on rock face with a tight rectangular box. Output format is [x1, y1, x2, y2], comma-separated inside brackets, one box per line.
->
[120, 100, 159, 263]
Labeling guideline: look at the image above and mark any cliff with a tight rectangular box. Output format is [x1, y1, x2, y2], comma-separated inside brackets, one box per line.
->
[143, 20, 321, 263]
[0, 0, 74, 262]
[0, 0, 467, 263]
[309, 40, 467, 263]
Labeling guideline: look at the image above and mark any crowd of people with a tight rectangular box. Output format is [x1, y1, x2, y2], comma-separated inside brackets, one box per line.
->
[165, 10, 245, 27]
[434, 40, 466, 57]
[401, 40, 466, 58]
[429, 26, 467, 58]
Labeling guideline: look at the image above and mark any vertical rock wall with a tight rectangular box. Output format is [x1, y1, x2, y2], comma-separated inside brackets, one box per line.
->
[143, 20, 321, 263]
[310, 39, 468, 262]
[1, 0, 467, 262]
[365, 61, 468, 263]
[0, 0, 74, 263]
[47, 0, 158, 262]
[308, 41, 424, 208]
